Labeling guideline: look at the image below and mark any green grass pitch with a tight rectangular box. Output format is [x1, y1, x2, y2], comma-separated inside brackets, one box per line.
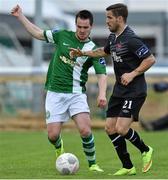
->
[0, 130, 168, 179]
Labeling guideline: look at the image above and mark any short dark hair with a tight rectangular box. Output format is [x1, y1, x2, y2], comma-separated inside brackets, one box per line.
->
[106, 3, 128, 23]
[75, 10, 93, 26]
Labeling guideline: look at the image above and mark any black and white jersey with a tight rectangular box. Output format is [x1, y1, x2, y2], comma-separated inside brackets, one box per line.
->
[104, 26, 151, 98]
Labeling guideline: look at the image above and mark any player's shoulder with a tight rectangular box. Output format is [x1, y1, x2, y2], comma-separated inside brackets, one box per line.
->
[89, 39, 97, 47]
[122, 26, 136, 39]
[51, 29, 74, 35]
[122, 26, 143, 45]
[107, 33, 116, 41]
[83, 38, 97, 49]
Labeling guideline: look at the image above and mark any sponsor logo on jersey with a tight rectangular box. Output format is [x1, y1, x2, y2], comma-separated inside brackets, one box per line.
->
[112, 52, 123, 63]
[136, 45, 149, 58]
[60, 56, 80, 67]
[99, 58, 106, 66]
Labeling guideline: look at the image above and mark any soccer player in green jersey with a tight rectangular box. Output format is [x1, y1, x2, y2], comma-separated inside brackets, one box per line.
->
[11, 5, 107, 172]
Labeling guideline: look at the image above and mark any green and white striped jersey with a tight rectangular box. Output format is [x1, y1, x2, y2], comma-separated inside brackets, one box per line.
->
[44, 29, 106, 93]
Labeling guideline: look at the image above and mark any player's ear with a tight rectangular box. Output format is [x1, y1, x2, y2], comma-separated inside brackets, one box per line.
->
[117, 16, 123, 23]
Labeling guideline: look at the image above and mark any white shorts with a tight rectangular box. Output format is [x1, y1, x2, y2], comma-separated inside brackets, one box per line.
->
[45, 91, 90, 124]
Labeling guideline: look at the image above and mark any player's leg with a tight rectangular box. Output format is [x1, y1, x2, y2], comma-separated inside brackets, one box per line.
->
[105, 96, 135, 175]
[106, 117, 136, 175]
[117, 97, 153, 173]
[117, 119, 153, 173]
[70, 93, 103, 172]
[47, 122, 64, 158]
[45, 91, 69, 158]
[73, 112, 103, 172]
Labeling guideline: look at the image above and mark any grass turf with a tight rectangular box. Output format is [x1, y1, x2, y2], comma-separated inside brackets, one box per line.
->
[0, 130, 168, 179]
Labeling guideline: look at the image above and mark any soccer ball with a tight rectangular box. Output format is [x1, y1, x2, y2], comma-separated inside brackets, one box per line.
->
[56, 153, 79, 175]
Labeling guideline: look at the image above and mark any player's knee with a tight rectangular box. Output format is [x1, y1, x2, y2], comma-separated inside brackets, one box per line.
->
[48, 130, 59, 142]
[115, 125, 127, 136]
[105, 124, 116, 134]
[79, 127, 91, 137]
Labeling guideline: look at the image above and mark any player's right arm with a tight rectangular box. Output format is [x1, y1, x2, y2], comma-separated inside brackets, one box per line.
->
[70, 47, 108, 58]
[11, 5, 45, 41]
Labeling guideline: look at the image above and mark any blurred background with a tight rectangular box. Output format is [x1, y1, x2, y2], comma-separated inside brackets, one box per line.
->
[0, 0, 167, 130]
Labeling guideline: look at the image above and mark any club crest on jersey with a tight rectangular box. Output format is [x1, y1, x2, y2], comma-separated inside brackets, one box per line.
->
[99, 58, 106, 65]
[136, 45, 149, 58]
[116, 43, 122, 49]
[46, 110, 50, 119]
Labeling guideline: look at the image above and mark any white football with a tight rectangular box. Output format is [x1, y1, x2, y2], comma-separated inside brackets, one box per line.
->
[56, 153, 79, 175]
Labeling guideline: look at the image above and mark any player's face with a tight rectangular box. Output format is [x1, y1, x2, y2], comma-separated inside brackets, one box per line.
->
[76, 17, 92, 41]
[106, 10, 120, 33]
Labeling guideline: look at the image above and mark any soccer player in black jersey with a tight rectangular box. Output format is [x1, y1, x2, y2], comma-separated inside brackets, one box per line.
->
[70, 3, 155, 176]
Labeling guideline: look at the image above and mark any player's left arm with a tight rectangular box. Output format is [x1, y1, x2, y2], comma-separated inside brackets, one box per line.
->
[132, 54, 156, 76]
[121, 55, 155, 86]
[96, 74, 107, 108]
[121, 37, 156, 86]
[92, 56, 107, 108]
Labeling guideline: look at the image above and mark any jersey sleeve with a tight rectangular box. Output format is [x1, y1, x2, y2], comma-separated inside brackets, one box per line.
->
[128, 37, 151, 60]
[92, 57, 107, 74]
[43, 29, 61, 44]
[104, 36, 111, 54]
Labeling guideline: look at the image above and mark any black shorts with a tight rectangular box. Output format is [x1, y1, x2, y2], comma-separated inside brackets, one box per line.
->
[106, 96, 146, 121]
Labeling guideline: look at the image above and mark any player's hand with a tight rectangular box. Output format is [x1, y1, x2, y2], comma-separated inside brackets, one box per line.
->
[69, 48, 83, 59]
[11, 5, 22, 17]
[121, 72, 134, 86]
[97, 96, 107, 109]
